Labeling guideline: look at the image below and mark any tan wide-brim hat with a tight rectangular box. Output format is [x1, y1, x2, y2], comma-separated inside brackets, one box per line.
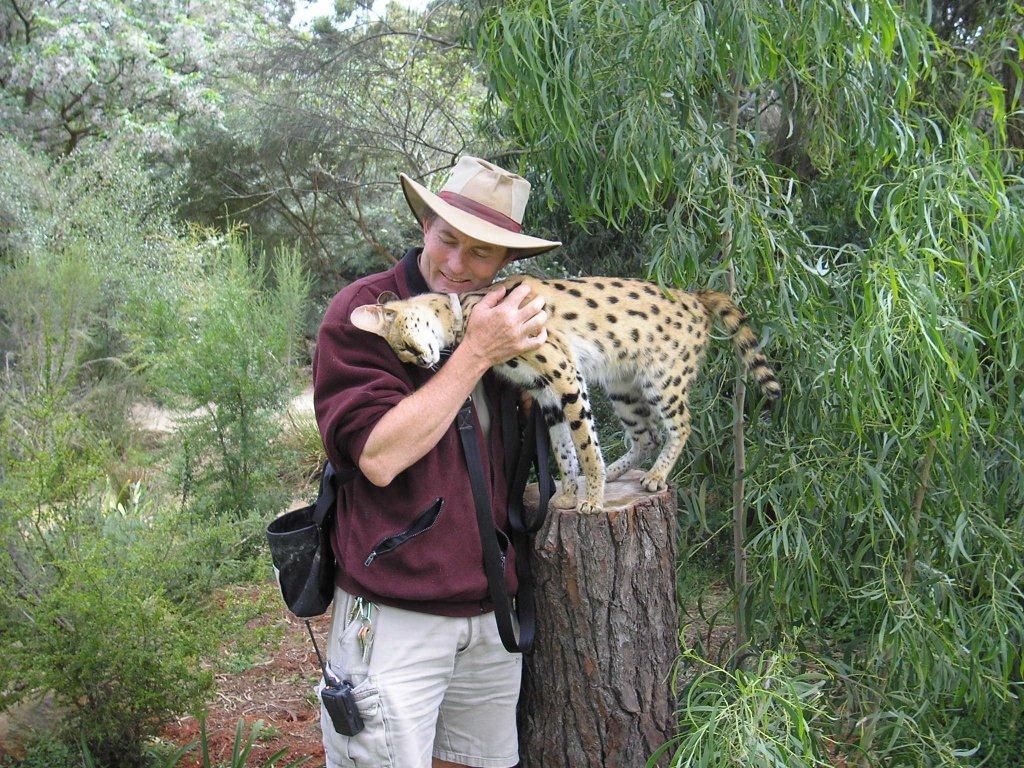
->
[400, 156, 561, 259]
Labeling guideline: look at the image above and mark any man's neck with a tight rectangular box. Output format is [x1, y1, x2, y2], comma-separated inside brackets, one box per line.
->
[402, 247, 430, 296]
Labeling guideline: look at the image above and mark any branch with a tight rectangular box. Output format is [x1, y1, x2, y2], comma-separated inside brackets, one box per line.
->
[8, 0, 33, 43]
[725, 68, 748, 655]
[902, 438, 938, 586]
[345, 27, 465, 54]
[350, 186, 397, 265]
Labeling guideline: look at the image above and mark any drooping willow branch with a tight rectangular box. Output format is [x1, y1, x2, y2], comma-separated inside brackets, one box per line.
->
[725, 65, 748, 654]
[902, 438, 937, 587]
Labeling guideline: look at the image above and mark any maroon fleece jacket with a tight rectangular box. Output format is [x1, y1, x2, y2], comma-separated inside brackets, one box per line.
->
[312, 248, 518, 616]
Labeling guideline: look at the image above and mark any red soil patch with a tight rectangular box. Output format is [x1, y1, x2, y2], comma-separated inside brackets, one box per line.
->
[161, 583, 330, 767]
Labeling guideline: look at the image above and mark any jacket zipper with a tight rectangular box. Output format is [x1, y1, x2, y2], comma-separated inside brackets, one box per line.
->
[364, 498, 444, 566]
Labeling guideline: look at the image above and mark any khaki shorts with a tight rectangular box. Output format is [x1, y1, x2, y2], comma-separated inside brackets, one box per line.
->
[318, 587, 522, 768]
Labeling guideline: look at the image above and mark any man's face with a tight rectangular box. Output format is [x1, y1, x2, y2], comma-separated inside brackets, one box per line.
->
[419, 217, 511, 293]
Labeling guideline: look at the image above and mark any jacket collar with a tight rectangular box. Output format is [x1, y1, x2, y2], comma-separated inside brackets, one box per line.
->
[398, 247, 431, 298]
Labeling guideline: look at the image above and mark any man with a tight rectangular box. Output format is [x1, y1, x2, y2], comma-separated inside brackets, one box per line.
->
[313, 156, 561, 768]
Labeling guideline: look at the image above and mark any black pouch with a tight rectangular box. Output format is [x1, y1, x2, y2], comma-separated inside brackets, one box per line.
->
[267, 462, 339, 618]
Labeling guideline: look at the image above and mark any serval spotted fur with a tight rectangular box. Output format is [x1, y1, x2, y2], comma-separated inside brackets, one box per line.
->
[350, 276, 781, 513]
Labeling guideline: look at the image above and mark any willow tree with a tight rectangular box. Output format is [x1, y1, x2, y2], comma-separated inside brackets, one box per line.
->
[474, 1, 1024, 765]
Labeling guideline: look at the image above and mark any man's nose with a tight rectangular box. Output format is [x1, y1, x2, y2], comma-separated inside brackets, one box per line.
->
[446, 249, 469, 275]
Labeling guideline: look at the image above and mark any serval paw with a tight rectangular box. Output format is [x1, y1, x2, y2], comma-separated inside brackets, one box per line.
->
[605, 458, 633, 483]
[640, 472, 668, 493]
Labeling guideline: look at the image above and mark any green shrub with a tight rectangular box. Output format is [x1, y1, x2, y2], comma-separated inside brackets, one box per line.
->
[0, 245, 103, 399]
[278, 408, 327, 490]
[659, 648, 835, 768]
[42, 545, 210, 766]
[0, 402, 213, 768]
[949, 696, 1024, 768]
[157, 509, 273, 600]
[137, 234, 309, 524]
[0, 488, 215, 768]
[0, 139, 191, 463]
[0, 739, 79, 768]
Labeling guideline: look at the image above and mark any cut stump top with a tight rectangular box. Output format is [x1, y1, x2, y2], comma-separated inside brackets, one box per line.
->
[522, 470, 677, 553]
[522, 469, 674, 514]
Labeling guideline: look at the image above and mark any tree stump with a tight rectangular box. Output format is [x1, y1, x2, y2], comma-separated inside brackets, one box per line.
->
[519, 470, 679, 768]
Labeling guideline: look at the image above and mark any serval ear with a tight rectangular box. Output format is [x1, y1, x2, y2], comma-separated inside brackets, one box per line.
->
[377, 290, 399, 304]
[350, 304, 395, 336]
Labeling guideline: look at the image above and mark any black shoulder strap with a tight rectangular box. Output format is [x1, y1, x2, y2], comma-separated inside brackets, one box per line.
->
[313, 462, 339, 526]
[507, 401, 552, 536]
[456, 399, 545, 654]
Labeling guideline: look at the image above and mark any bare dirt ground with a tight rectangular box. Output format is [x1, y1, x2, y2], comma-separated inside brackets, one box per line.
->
[130, 386, 315, 435]
[161, 581, 329, 767]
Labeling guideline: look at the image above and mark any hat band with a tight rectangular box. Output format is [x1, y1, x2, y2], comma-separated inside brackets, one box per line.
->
[438, 191, 523, 234]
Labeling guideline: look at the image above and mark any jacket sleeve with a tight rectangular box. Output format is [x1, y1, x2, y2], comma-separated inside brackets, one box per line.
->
[312, 285, 412, 475]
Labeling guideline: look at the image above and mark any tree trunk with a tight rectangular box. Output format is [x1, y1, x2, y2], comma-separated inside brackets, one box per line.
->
[519, 470, 679, 768]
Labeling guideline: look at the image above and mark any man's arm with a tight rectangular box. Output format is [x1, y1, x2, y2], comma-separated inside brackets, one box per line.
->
[358, 284, 546, 487]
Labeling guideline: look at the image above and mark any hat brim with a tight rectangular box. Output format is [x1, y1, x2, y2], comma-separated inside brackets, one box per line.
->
[400, 173, 561, 259]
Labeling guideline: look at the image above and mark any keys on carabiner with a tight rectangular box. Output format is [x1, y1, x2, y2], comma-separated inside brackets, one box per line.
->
[349, 596, 375, 664]
[358, 623, 375, 664]
[348, 596, 363, 624]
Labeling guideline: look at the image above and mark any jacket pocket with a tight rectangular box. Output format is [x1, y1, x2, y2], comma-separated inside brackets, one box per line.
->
[364, 498, 444, 566]
[495, 527, 510, 571]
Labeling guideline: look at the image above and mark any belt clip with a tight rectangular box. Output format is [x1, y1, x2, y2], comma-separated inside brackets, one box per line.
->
[456, 398, 474, 431]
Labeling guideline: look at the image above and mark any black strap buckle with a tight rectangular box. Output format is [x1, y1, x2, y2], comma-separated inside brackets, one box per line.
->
[456, 398, 474, 431]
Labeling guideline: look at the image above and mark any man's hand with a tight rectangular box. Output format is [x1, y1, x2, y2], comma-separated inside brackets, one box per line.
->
[358, 284, 547, 487]
[461, 284, 548, 367]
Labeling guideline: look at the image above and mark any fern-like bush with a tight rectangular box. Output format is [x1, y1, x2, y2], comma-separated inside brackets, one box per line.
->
[134, 233, 310, 524]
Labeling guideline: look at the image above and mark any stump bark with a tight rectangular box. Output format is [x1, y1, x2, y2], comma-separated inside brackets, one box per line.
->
[519, 470, 679, 768]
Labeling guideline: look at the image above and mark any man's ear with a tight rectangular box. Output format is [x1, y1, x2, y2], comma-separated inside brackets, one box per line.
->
[350, 305, 393, 336]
